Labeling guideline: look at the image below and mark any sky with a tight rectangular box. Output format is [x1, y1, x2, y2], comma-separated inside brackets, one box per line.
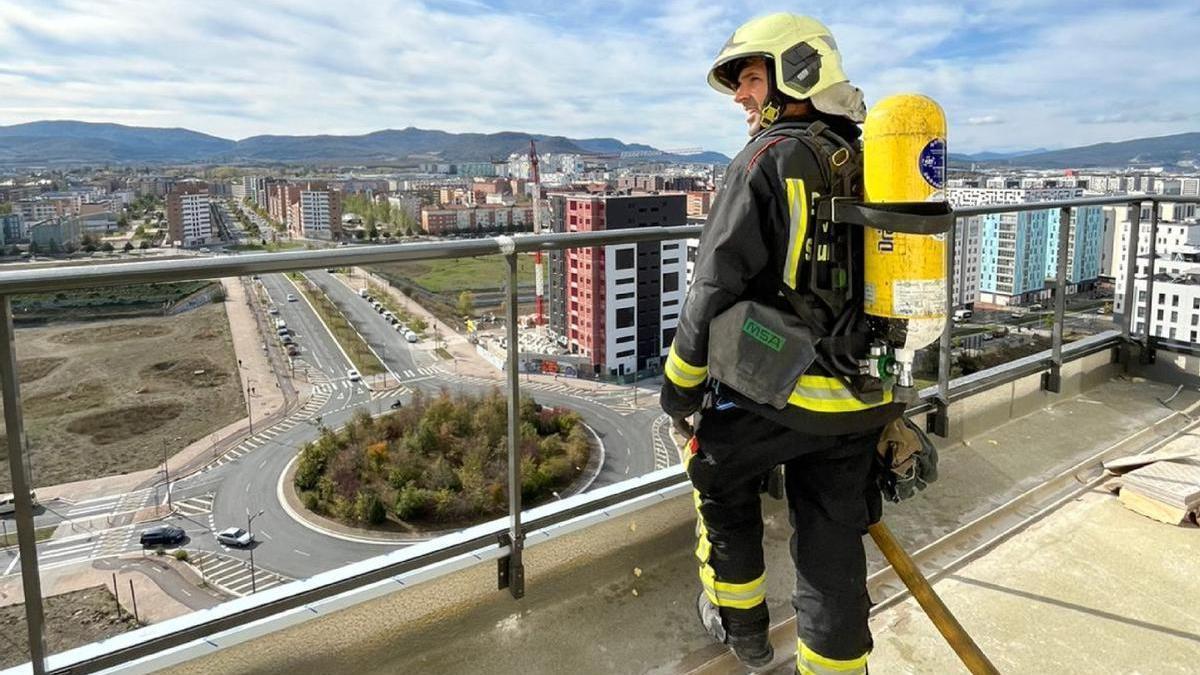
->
[0, 0, 1197, 158]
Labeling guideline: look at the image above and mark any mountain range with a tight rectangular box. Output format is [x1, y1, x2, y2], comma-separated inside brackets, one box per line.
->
[0, 120, 1197, 170]
[0, 121, 729, 166]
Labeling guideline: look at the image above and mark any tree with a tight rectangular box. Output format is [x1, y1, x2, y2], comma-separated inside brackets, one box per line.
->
[47, 239, 61, 254]
[29, 241, 40, 255]
[62, 241, 77, 254]
[123, 241, 134, 252]
[457, 290, 474, 318]
[6, 245, 19, 257]
[80, 232, 96, 248]
[101, 241, 115, 252]
[139, 240, 151, 250]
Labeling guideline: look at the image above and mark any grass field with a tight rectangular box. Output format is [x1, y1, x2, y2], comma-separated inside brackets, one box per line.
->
[12, 281, 216, 323]
[227, 241, 307, 253]
[0, 302, 247, 492]
[372, 255, 535, 293]
[0, 525, 55, 548]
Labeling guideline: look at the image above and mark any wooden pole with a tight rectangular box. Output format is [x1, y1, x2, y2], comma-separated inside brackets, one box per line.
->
[128, 579, 139, 625]
[111, 572, 121, 621]
[867, 522, 999, 675]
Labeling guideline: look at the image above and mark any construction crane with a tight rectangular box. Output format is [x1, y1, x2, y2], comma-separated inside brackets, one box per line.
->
[529, 140, 547, 325]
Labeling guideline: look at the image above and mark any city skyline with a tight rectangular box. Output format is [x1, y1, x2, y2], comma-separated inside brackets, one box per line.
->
[0, 1, 1197, 158]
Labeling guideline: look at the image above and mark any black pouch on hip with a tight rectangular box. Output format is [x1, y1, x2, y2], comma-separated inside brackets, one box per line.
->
[707, 300, 818, 410]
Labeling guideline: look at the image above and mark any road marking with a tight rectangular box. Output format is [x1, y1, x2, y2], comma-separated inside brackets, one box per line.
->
[260, 531, 272, 540]
[245, 484, 251, 494]
[293, 549, 310, 556]
[259, 459, 268, 470]
[5, 556, 18, 575]
[180, 589, 192, 598]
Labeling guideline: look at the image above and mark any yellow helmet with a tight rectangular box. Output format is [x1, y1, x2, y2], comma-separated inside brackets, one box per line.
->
[708, 13, 865, 124]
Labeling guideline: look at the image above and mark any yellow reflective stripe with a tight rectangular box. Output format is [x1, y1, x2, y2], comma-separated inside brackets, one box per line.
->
[692, 490, 711, 563]
[700, 565, 766, 610]
[783, 178, 808, 289]
[666, 344, 707, 388]
[797, 639, 868, 674]
[787, 375, 893, 413]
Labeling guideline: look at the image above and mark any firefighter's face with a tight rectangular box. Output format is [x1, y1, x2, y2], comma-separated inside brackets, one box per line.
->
[733, 58, 769, 135]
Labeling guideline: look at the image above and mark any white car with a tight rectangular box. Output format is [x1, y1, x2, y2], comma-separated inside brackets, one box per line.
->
[216, 527, 253, 547]
[404, 332, 419, 344]
[347, 368, 361, 382]
[286, 293, 297, 302]
[267, 306, 279, 315]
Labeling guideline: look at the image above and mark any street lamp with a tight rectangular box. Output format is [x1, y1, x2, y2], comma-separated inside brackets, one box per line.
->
[246, 378, 255, 435]
[247, 508, 264, 594]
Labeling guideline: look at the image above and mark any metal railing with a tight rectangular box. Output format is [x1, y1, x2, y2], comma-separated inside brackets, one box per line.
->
[1, 195, 1197, 674]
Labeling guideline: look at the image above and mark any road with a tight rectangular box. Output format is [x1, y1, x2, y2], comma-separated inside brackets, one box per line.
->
[3, 270, 670, 592]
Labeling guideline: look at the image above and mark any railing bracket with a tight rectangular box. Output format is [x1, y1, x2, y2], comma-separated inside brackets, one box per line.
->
[497, 531, 526, 599]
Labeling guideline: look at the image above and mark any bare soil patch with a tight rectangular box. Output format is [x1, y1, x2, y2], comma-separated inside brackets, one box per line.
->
[49, 323, 171, 345]
[23, 381, 111, 418]
[17, 357, 66, 383]
[0, 586, 140, 669]
[66, 402, 185, 445]
[0, 302, 246, 491]
[141, 357, 229, 388]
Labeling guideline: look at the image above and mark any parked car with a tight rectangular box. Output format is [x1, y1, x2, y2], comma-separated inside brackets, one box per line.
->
[286, 293, 297, 302]
[347, 368, 361, 382]
[267, 306, 279, 315]
[139, 525, 185, 548]
[390, 400, 404, 410]
[404, 331, 419, 343]
[216, 527, 253, 547]
[281, 335, 294, 345]
[0, 491, 37, 515]
[359, 289, 369, 298]
[1029, 303, 1044, 311]
[277, 327, 289, 337]
[286, 344, 301, 357]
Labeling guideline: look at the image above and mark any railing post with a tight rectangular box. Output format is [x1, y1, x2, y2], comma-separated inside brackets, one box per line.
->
[1118, 202, 1142, 366]
[498, 245, 525, 599]
[930, 217, 955, 437]
[0, 295, 48, 674]
[1140, 201, 1160, 365]
[1043, 207, 1071, 392]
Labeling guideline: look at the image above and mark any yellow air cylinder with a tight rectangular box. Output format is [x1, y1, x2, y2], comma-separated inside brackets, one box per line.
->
[862, 94, 948, 393]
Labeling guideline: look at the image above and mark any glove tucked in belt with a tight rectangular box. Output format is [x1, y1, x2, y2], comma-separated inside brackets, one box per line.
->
[875, 417, 939, 502]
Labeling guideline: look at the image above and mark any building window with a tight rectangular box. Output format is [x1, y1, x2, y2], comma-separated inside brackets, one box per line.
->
[616, 291, 635, 300]
[1157, 309, 1164, 320]
[1171, 311, 1179, 323]
[616, 307, 635, 328]
[1173, 295, 1180, 307]
[616, 349, 635, 358]
[664, 313, 678, 320]
[615, 248, 635, 269]
[663, 327, 677, 347]
[616, 335, 635, 344]
[663, 272, 679, 293]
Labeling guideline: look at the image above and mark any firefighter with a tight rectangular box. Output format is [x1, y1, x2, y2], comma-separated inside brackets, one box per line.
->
[660, 14, 906, 672]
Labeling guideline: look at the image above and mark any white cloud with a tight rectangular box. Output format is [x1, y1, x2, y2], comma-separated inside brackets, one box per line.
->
[0, 1, 1195, 158]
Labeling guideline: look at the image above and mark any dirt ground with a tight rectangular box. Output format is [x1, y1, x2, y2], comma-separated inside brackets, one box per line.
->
[0, 585, 140, 668]
[0, 303, 247, 491]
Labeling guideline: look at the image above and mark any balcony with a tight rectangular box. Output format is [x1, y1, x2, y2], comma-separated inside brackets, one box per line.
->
[1, 195, 1198, 674]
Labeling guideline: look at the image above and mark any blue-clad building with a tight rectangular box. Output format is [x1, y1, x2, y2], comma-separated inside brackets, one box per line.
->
[977, 204, 1104, 306]
[1045, 206, 1104, 286]
[0, 213, 22, 246]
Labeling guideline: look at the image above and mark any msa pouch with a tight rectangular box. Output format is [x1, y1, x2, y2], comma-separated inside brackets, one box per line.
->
[707, 301, 818, 410]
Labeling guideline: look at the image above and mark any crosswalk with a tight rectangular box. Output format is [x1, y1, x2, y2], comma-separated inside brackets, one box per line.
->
[188, 550, 291, 597]
[370, 386, 412, 402]
[93, 524, 138, 559]
[449, 374, 651, 416]
[651, 414, 680, 470]
[397, 366, 446, 379]
[174, 493, 215, 518]
[202, 385, 333, 471]
[63, 487, 156, 523]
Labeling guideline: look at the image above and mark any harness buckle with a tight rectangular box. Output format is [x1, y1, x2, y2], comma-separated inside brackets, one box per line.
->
[830, 147, 850, 167]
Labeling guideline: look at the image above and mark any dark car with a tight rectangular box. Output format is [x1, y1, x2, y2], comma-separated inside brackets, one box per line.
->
[140, 525, 185, 548]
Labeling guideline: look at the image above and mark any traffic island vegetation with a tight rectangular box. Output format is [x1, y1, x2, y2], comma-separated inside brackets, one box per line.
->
[355, 277, 426, 335]
[288, 274, 386, 376]
[294, 389, 589, 528]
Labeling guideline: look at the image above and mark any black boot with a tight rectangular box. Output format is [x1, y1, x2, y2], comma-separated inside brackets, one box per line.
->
[696, 592, 774, 669]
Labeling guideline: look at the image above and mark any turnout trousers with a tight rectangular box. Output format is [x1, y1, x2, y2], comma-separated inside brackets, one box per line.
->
[686, 400, 882, 673]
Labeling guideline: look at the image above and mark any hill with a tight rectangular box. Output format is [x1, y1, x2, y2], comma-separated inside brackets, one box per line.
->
[0, 120, 730, 166]
[958, 132, 1199, 169]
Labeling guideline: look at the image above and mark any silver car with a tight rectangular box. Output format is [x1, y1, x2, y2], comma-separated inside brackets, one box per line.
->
[216, 527, 253, 547]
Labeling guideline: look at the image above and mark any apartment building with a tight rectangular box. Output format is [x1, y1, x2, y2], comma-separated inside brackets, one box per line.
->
[0, 213, 22, 245]
[166, 183, 213, 248]
[550, 193, 688, 377]
[1111, 202, 1200, 317]
[419, 204, 532, 235]
[290, 185, 341, 240]
[951, 187, 1101, 306]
